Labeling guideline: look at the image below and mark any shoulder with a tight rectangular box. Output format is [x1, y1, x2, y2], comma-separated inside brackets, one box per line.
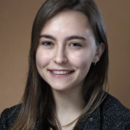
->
[101, 93, 130, 129]
[102, 93, 130, 118]
[0, 104, 21, 130]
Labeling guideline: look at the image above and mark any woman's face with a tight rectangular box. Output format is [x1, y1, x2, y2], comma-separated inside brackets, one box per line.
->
[36, 10, 103, 92]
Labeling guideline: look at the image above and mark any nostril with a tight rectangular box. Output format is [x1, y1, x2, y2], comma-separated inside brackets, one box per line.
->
[54, 57, 68, 64]
[54, 49, 68, 64]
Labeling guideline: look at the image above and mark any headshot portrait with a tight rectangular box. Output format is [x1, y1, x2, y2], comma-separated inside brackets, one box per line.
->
[0, 0, 130, 130]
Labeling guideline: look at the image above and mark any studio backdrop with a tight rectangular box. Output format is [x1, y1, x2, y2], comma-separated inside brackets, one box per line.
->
[0, 0, 130, 113]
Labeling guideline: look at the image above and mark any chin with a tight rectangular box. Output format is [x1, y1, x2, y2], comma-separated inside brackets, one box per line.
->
[50, 85, 73, 92]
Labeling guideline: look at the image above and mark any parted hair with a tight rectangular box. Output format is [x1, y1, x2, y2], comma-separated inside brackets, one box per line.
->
[11, 0, 109, 130]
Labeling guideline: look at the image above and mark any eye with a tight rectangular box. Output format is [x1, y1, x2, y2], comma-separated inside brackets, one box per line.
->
[41, 41, 53, 46]
[70, 43, 82, 47]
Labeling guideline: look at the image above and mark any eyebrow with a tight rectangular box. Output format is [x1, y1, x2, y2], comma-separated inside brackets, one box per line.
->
[39, 34, 87, 41]
[39, 35, 56, 40]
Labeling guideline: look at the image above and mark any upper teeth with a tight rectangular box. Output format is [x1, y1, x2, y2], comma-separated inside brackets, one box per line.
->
[52, 71, 71, 74]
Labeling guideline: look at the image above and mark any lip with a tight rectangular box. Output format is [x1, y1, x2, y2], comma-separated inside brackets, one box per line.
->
[48, 69, 74, 71]
[48, 69, 74, 78]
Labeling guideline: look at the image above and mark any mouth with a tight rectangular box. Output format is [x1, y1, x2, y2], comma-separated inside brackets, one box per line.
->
[50, 70, 74, 75]
[48, 69, 75, 77]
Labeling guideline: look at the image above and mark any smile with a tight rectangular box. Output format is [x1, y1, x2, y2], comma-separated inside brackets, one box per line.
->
[48, 70, 74, 78]
[51, 71, 72, 75]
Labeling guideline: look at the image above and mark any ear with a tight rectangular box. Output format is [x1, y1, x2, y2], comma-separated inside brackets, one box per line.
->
[93, 43, 105, 64]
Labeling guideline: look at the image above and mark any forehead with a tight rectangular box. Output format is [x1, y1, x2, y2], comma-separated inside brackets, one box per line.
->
[40, 10, 94, 38]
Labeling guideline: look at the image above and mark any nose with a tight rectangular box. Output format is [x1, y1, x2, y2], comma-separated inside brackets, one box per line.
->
[53, 47, 68, 64]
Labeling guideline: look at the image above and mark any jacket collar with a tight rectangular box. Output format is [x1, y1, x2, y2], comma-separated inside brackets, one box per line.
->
[74, 106, 101, 130]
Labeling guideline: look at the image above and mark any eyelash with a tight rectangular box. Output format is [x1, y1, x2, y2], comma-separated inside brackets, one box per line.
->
[40, 41, 82, 48]
[41, 41, 53, 46]
[70, 43, 82, 47]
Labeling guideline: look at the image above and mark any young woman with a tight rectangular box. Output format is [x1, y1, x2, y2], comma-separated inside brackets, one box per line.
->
[0, 0, 130, 130]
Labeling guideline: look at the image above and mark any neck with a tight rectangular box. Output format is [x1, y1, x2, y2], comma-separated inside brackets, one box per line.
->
[52, 86, 86, 127]
[53, 88, 85, 111]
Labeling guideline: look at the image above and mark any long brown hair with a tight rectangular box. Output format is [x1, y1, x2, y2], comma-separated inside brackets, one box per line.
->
[11, 0, 109, 129]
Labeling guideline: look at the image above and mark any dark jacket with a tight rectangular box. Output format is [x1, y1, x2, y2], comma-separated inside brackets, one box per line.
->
[0, 94, 130, 130]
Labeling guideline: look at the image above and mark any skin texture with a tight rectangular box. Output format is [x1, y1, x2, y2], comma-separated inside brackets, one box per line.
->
[36, 10, 103, 92]
[36, 10, 104, 129]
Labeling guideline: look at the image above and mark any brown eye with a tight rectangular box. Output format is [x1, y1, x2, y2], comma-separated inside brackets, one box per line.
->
[70, 43, 81, 47]
[42, 41, 53, 46]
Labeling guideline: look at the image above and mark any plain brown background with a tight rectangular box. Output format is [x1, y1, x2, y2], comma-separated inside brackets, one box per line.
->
[0, 0, 130, 113]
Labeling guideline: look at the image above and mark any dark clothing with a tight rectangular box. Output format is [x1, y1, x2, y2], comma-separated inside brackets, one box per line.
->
[0, 94, 130, 130]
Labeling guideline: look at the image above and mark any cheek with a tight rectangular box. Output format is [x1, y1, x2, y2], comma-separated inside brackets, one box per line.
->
[68, 50, 94, 68]
[36, 48, 52, 69]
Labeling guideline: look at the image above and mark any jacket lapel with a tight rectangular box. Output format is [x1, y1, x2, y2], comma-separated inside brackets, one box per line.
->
[74, 106, 101, 130]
